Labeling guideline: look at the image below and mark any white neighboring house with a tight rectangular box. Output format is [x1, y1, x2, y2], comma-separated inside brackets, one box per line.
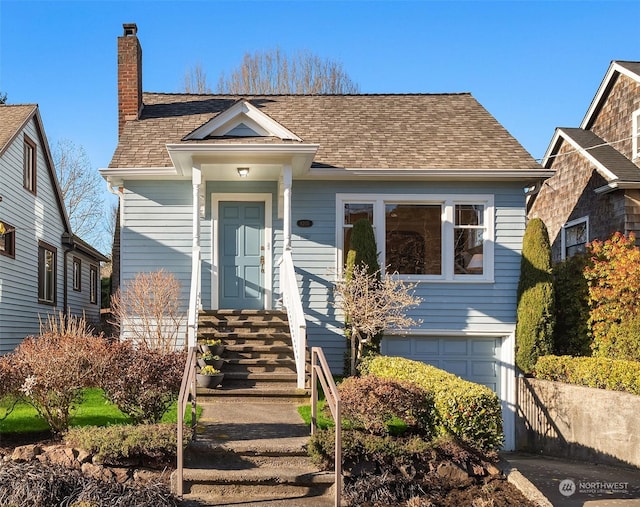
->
[0, 104, 108, 353]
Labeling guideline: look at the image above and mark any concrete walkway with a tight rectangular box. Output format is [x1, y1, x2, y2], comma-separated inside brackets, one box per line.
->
[503, 453, 640, 506]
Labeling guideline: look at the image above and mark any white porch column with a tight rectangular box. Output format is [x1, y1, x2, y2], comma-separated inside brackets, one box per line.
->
[192, 167, 201, 250]
[187, 166, 202, 348]
[282, 164, 292, 251]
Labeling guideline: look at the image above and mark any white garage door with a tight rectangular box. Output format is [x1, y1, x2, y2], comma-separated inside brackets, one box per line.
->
[381, 336, 502, 393]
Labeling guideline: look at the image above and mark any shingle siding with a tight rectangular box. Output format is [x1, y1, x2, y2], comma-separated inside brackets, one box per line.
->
[589, 73, 640, 165]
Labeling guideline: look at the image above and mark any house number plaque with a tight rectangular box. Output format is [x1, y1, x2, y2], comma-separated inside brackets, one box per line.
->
[297, 220, 313, 228]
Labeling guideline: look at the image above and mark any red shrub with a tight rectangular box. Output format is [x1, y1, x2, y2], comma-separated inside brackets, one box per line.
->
[101, 341, 186, 424]
[338, 374, 436, 437]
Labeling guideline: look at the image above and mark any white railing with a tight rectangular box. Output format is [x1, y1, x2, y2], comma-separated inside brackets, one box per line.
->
[311, 347, 342, 507]
[186, 247, 201, 348]
[175, 346, 198, 497]
[278, 249, 307, 389]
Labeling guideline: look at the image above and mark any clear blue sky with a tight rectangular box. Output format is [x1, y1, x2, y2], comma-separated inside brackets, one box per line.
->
[1, 0, 638, 176]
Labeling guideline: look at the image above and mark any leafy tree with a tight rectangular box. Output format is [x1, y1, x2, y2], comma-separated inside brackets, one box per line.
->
[52, 138, 111, 253]
[516, 218, 555, 374]
[0, 92, 7, 104]
[217, 47, 359, 94]
[182, 62, 212, 94]
[584, 232, 640, 360]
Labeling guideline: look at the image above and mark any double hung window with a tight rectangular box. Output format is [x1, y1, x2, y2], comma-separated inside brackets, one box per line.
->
[38, 242, 57, 305]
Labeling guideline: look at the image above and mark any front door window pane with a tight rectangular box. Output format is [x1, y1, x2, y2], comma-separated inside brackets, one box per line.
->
[385, 204, 441, 275]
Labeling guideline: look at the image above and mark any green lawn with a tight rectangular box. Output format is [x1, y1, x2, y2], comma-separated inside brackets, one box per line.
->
[0, 388, 199, 435]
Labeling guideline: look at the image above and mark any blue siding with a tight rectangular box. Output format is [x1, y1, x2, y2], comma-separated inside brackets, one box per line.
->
[289, 180, 525, 370]
[118, 178, 525, 372]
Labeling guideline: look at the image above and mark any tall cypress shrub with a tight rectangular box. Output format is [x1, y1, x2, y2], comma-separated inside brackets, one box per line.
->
[344, 219, 381, 373]
[516, 218, 555, 374]
[552, 253, 591, 356]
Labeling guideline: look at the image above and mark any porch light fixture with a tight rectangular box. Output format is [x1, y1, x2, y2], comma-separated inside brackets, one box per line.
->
[237, 167, 250, 178]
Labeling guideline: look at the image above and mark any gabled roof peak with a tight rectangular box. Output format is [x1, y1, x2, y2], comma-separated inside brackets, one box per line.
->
[183, 99, 302, 142]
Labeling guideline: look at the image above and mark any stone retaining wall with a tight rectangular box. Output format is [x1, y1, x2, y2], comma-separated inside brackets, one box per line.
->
[516, 377, 640, 468]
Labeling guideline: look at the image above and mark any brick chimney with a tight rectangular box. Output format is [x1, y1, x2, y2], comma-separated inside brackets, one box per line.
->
[117, 23, 142, 137]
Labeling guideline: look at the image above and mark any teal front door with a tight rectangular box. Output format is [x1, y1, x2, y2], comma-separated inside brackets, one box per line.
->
[219, 201, 265, 309]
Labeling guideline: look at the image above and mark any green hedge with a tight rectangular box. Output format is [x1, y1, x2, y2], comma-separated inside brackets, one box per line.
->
[361, 356, 503, 451]
[534, 355, 640, 396]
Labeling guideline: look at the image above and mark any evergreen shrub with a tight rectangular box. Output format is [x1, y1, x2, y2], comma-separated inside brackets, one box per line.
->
[534, 355, 640, 396]
[516, 218, 555, 374]
[361, 355, 503, 451]
[552, 253, 591, 356]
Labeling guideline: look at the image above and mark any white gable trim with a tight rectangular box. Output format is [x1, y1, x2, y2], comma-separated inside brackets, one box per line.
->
[543, 129, 618, 182]
[184, 100, 302, 141]
[581, 61, 640, 130]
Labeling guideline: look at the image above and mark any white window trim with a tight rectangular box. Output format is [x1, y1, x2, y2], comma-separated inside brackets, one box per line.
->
[633, 109, 640, 161]
[561, 215, 589, 260]
[336, 193, 495, 283]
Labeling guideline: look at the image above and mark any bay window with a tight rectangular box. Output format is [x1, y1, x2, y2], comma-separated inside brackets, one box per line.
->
[338, 194, 493, 281]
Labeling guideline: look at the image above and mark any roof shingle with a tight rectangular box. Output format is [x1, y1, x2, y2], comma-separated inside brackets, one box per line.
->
[109, 93, 540, 170]
[0, 104, 37, 156]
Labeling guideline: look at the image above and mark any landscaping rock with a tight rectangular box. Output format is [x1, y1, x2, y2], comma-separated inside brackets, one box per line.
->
[112, 466, 132, 484]
[10, 444, 41, 462]
[75, 448, 92, 464]
[437, 460, 471, 485]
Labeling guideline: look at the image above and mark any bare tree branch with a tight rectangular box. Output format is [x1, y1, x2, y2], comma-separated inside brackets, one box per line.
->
[217, 47, 360, 94]
[183, 62, 212, 94]
[333, 265, 422, 374]
[52, 138, 112, 253]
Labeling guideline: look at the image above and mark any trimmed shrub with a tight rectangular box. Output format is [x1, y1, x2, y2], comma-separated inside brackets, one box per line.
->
[585, 232, 640, 360]
[10, 314, 112, 433]
[534, 355, 640, 395]
[516, 218, 555, 374]
[64, 423, 184, 465]
[361, 355, 503, 451]
[552, 253, 591, 356]
[100, 342, 186, 424]
[338, 375, 436, 437]
[308, 427, 433, 471]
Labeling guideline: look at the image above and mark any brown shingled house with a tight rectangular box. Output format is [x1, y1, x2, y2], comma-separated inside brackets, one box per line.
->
[102, 24, 551, 449]
[529, 61, 640, 262]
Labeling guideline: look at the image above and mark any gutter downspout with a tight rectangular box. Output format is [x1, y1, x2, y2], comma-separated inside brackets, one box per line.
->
[61, 233, 74, 316]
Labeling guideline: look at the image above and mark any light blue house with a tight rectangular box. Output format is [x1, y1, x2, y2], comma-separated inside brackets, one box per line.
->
[103, 24, 551, 449]
[0, 104, 108, 354]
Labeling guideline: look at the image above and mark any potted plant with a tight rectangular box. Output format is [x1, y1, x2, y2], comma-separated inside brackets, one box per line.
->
[196, 365, 224, 388]
[200, 339, 225, 356]
[197, 351, 224, 370]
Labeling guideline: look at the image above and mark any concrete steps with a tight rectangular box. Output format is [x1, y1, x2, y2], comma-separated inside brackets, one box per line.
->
[174, 400, 335, 506]
[176, 311, 328, 503]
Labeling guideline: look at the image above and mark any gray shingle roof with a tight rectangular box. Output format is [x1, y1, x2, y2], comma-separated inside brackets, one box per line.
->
[0, 104, 37, 156]
[616, 61, 640, 78]
[109, 93, 540, 170]
[559, 127, 640, 182]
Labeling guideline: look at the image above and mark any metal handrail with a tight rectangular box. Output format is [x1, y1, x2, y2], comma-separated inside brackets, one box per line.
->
[278, 249, 307, 389]
[311, 347, 341, 507]
[175, 346, 198, 497]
